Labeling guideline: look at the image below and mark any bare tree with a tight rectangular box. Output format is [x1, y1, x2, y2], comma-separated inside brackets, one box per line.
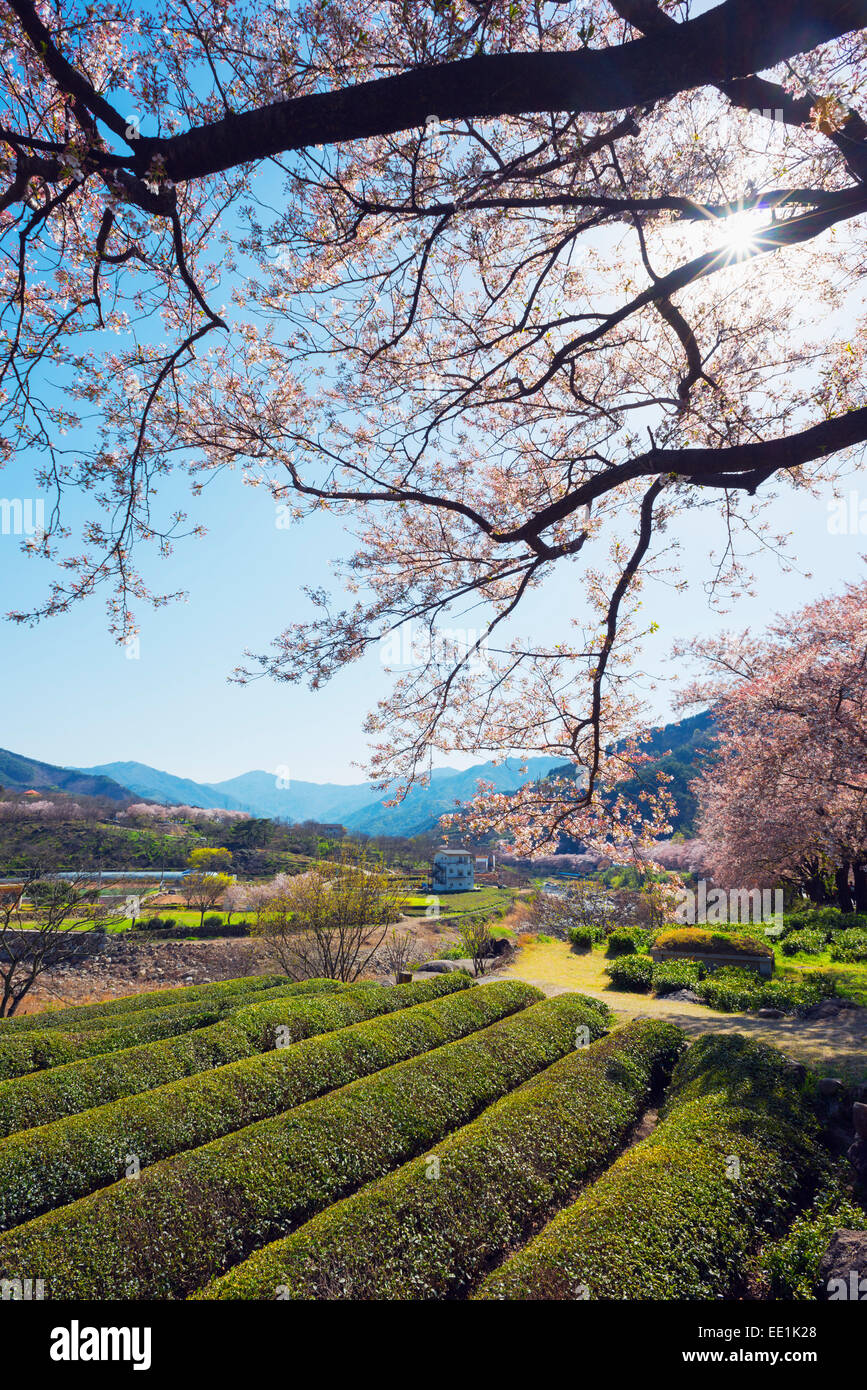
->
[0, 872, 121, 1017]
[530, 880, 619, 940]
[222, 882, 251, 926]
[459, 916, 495, 977]
[375, 928, 426, 983]
[255, 848, 404, 982]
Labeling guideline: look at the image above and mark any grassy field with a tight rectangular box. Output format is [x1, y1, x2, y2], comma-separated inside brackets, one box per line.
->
[402, 885, 514, 917]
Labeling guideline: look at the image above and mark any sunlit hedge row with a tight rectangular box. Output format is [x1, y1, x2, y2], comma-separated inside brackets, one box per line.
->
[0, 976, 456, 1138]
[0, 973, 290, 1033]
[0, 991, 610, 1299]
[474, 1034, 826, 1300]
[227, 976, 468, 1050]
[0, 1000, 230, 1081]
[0, 975, 481, 1229]
[198, 1017, 683, 1300]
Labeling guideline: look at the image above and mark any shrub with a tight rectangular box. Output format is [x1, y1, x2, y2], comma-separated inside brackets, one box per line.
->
[605, 926, 649, 956]
[759, 1182, 867, 1299]
[830, 929, 867, 963]
[651, 960, 705, 995]
[0, 980, 344, 1138]
[781, 929, 829, 957]
[695, 966, 761, 1012]
[0, 976, 516, 1232]
[654, 928, 772, 958]
[0, 974, 287, 1033]
[605, 954, 653, 992]
[695, 967, 831, 1016]
[197, 1019, 685, 1300]
[567, 925, 600, 951]
[0, 1000, 231, 1082]
[226, 973, 473, 1051]
[0, 992, 609, 1298]
[474, 1034, 826, 1300]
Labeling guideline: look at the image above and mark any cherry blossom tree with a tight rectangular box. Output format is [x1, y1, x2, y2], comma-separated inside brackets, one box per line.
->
[3, 1, 867, 850]
[678, 577, 867, 909]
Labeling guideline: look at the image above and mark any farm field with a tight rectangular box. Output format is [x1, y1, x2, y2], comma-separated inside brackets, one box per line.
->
[0, 969, 857, 1301]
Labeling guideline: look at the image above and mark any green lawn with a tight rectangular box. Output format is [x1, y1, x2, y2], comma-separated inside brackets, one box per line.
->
[776, 949, 867, 1005]
[59, 909, 249, 935]
[403, 886, 513, 916]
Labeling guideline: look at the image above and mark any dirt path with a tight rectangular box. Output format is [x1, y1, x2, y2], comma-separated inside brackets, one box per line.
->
[485, 941, 867, 1082]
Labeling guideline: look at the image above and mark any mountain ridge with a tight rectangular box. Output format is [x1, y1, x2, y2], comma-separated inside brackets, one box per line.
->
[76, 754, 563, 836]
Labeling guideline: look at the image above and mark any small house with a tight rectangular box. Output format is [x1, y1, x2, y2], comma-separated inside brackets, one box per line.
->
[431, 849, 475, 893]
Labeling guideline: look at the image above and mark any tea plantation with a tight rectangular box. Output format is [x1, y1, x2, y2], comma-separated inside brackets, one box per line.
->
[0, 972, 852, 1300]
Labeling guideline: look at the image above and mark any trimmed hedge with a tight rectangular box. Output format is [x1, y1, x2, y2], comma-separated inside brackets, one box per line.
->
[0, 977, 452, 1139]
[0, 1001, 230, 1082]
[474, 1033, 826, 1300]
[0, 991, 610, 1299]
[0, 973, 289, 1033]
[605, 954, 653, 992]
[0, 981, 318, 1079]
[651, 960, 705, 995]
[0, 976, 483, 1229]
[605, 926, 649, 956]
[197, 1018, 684, 1300]
[567, 925, 602, 950]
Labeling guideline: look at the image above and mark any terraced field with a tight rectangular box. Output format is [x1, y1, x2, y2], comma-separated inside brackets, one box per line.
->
[0, 972, 838, 1300]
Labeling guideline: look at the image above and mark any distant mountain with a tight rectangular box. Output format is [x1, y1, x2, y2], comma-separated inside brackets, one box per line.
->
[546, 709, 716, 838]
[0, 748, 132, 802]
[78, 755, 562, 836]
[68, 714, 715, 836]
[80, 761, 249, 813]
[617, 710, 716, 833]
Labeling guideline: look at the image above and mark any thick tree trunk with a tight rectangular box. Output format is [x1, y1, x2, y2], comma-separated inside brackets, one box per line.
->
[835, 862, 855, 913]
[852, 863, 867, 914]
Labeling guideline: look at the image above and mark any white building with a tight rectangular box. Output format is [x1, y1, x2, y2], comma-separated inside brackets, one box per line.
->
[431, 849, 475, 893]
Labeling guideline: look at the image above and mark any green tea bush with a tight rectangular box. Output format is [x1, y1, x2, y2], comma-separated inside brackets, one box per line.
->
[0, 1000, 232, 1081]
[605, 926, 649, 956]
[759, 1182, 867, 1299]
[567, 925, 601, 950]
[651, 960, 705, 995]
[605, 954, 653, 992]
[0, 974, 288, 1033]
[0, 977, 460, 1139]
[197, 1019, 685, 1300]
[696, 967, 830, 1016]
[474, 1034, 826, 1300]
[0, 976, 516, 1232]
[830, 929, 867, 963]
[0, 992, 609, 1299]
[781, 930, 829, 957]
